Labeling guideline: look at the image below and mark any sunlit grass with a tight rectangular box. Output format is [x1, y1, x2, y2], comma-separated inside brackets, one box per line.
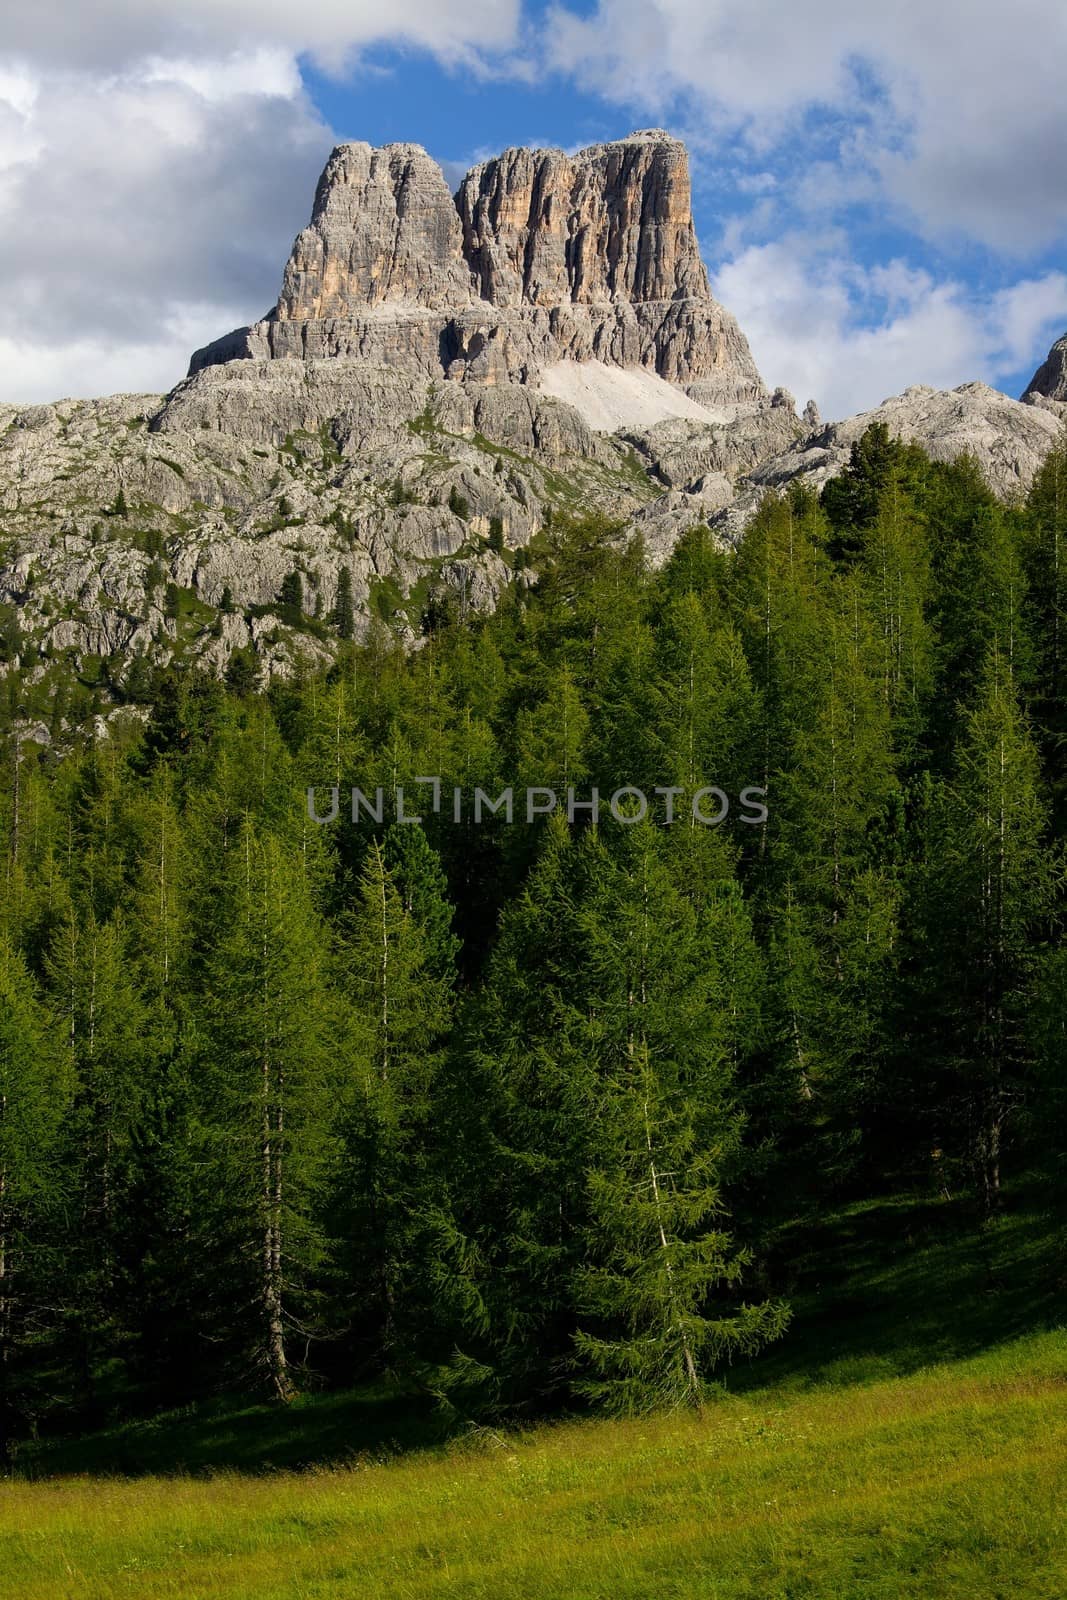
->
[3, 1330, 1064, 1600]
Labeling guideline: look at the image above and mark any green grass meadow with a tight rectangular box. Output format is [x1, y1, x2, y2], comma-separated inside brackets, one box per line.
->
[3, 1187, 1064, 1600]
[2, 1332, 1064, 1600]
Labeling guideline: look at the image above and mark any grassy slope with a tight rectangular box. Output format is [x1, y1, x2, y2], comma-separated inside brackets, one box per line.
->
[1, 1334, 1064, 1600]
[3, 1183, 1064, 1599]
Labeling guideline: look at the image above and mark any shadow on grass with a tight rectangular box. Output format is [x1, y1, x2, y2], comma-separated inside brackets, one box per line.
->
[13, 1174, 1065, 1479]
[11, 1382, 452, 1481]
[726, 1172, 1067, 1395]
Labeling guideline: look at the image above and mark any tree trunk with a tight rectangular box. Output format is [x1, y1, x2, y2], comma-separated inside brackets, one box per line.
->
[262, 1060, 291, 1402]
[645, 1099, 701, 1412]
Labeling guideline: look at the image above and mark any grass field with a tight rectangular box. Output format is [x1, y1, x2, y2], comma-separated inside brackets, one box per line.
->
[3, 1186, 1064, 1599]
[2, 1332, 1064, 1600]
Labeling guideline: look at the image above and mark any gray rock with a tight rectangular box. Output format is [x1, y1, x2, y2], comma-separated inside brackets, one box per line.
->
[191, 131, 765, 399]
[1022, 331, 1067, 406]
[712, 382, 1064, 539]
[3, 132, 1065, 699]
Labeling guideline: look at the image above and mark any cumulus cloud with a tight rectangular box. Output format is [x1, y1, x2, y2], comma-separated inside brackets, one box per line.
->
[0, 0, 524, 402]
[713, 240, 1067, 418]
[2, 0, 1065, 408]
[0, 58, 332, 401]
[546, 0, 1067, 251]
[1, 1, 521, 74]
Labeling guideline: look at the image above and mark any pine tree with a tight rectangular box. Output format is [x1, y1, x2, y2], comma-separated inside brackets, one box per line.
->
[467, 820, 782, 1408]
[1021, 434, 1067, 817]
[197, 825, 341, 1399]
[763, 576, 901, 1176]
[908, 649, 1055, 1205]
[278, 570, 304, 619]
[331, 567, 356, 640]
[336, 838, 452, 1361]
[573, 1047, 789, 1415]
[381, 823, 459, 985]
[856, 466, 933, 750]
[0, 938, 73, 1450]
[43, 908, 149, 1418]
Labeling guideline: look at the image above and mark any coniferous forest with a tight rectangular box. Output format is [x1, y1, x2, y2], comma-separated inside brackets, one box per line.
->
[1, 425, 1065, 1456]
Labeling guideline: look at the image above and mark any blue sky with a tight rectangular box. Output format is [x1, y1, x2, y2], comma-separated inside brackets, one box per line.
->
[1, 0, 1066, 414]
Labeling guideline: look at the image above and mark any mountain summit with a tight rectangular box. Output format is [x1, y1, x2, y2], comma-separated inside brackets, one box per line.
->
[191, 132, 764, 404]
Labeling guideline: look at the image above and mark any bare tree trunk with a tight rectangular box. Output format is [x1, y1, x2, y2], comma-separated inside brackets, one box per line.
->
[645, 1098, 701, 1412]
[262, 1060, 291, 1401]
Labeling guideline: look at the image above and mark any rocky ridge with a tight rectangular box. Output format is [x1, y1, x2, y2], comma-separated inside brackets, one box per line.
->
[2, 132, 1065, 710]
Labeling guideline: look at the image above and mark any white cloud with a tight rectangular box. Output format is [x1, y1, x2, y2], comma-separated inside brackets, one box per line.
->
[0, 0, 524, 403]
[140, 50, 304, 105]
[547, 0, 1067, 251]
[0, 306, 256, 405]
[0, 57, 334, 403]
[713, 240, 1067, 418]
[1, 1, 522, 74]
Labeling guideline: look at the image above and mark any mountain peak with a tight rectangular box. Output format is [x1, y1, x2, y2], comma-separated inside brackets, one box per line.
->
[189, 132, 765, 402]
[1022, 331, 1067, 407]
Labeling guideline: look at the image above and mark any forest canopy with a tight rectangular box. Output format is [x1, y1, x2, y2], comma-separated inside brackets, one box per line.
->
[0, 424, 1064, 1448]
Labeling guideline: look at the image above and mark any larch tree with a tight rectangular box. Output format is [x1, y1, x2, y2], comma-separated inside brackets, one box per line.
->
[198, 824, 341, 1400]
[911, 649, 1055, 1208]
[0, 937, 73, 1450]
[335, 836, 453, 1364]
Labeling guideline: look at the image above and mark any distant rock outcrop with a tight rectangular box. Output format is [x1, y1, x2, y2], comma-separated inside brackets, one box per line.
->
[1022, 332, 1067, 407]
[701, 382, 1065, 542]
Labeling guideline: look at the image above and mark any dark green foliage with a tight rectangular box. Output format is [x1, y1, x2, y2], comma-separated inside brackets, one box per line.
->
[0, 423, 1064, 1448]
[225, 647, 260, 696]
[278, 568, 304, 621]
[448, 485, 470, 521]
[330, 567, 355, 639]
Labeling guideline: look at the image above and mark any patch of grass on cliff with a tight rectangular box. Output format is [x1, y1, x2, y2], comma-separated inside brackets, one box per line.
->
[613, 443, 656, 493]
[4, 1332, 1064, 1600]
[369, 572, 409, 626]
[407, 403, 440, 438]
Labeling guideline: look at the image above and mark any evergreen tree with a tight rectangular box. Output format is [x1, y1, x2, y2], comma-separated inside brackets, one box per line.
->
[573, 1046, 789, 1415]
[331, 567, 356, 640]
[278, 570, 304, 619]
[1021, 434, 1067, 816]
[196, 825, 340, 1398]
[907, 650, 1055, 1205]
[335, 839, 452, 1362]
[0, 938, 73, 1450]
[43, 909, 149, 1418]
[381, 823, 460, 986]
[467, 821, 782, 1407]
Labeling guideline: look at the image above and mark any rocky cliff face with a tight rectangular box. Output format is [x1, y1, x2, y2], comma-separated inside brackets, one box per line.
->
[457, 134, 708, 307]
[277, 143, 472, 317]
[190, 130, 764, 400]
[1022, 332, 1067, 407]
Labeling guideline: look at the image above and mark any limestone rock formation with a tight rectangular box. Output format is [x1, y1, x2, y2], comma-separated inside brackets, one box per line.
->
[708, 382, 1065, 540]
[1022, 332, 1067, 407]
[279, 143, 472, 317]
[191, 130, 765, 403]
[4, 129, 1066, 706]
